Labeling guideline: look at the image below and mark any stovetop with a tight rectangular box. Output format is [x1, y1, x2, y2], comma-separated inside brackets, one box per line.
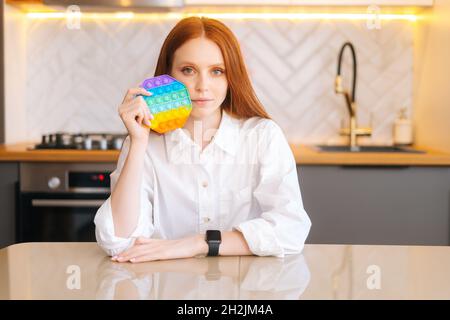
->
[28, 132, 128, 151]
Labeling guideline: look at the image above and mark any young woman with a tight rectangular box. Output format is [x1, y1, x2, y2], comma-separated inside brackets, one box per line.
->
[94, 16, 311, 263]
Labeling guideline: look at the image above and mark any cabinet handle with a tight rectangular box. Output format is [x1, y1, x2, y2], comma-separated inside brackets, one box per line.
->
[31, 199, 105, 208]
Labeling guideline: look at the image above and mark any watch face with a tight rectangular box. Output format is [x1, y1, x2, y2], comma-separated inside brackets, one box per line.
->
[206, 230, 221, 242]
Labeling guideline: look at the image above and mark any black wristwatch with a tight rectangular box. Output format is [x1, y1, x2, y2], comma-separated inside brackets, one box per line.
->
[205, 230, 222, 256]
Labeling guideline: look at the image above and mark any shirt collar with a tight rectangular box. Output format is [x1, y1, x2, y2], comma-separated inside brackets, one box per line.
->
[211, 110, 241, 156]
[165, 110, 241, 162]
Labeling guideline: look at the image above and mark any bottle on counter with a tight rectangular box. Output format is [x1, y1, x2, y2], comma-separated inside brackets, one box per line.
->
[393, 107, 413, 146]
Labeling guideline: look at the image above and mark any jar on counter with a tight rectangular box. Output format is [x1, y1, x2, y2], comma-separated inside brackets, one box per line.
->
[393, 107, 413, 146]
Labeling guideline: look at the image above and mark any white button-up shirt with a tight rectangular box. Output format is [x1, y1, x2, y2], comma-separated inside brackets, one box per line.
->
[94, 111, 311, 258]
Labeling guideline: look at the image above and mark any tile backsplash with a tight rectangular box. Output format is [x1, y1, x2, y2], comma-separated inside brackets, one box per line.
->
[24, 17, 413, 145]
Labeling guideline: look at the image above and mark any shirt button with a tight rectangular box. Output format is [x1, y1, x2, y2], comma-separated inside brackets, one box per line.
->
[202, 181, 208, 188]
[203, 217, 211, 223]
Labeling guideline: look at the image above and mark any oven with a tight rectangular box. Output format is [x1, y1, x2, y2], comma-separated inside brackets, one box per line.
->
[16, 162, 116, 243]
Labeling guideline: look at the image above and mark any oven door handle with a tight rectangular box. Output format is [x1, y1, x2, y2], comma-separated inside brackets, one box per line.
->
[31, 199, 105, 208]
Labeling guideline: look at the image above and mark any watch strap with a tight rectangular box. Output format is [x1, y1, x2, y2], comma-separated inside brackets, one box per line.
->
[207, 240, 220, 257]
[205, 230, 221, 257]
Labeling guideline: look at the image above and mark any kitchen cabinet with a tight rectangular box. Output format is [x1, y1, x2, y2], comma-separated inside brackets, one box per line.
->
[0, 163, 19, 249]
[298, 165, 450, 245]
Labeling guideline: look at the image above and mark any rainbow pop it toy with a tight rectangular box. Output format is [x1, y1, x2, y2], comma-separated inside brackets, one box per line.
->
[140, 75, 192, 134]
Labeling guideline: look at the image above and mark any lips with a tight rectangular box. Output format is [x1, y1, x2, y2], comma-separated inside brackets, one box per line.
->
[192, 99, 214, 107]
[192, 99, 213, 102]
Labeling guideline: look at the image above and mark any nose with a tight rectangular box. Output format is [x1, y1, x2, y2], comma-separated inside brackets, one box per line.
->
[194, 73, 210, 93]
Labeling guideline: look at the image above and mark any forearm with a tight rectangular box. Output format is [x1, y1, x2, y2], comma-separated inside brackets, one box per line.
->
[194, 231, 253, 256]
[111, 141, 147, 238]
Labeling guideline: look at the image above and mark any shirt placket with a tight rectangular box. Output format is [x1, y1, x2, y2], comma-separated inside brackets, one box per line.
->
[198, 147, 221, 233]
[198, 170, 214, 233]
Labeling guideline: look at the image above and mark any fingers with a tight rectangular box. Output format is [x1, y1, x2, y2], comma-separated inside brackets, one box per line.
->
[127, 98, 152, 127]
[134, 108, 144, 126]
[144, 107, 154, 124]
[136, 97, 154, 126]
[127, 247, 166, 263]
[122, 87, 152, 104]
[111, 246, 143, 262]
[129, 252, 163, 263]
[111, 239, 165, 263]
[135, 236, 153, 245]
[113, 240, 152, 260]
[117, 87, 156, 140]
[139, 107, 152, 128]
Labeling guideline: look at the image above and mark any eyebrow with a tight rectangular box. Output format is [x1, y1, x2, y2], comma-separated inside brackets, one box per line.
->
[177, 61, 225, 68]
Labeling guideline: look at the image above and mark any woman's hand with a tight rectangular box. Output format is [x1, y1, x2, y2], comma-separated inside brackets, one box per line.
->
[111, 235, 208, 263]
[118, 87, 154, 144]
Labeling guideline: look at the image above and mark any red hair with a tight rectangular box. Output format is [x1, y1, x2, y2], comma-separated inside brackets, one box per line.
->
[154, 16, 271, 120]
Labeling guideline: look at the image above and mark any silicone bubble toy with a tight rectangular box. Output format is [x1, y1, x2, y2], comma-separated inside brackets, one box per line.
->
[140, 75, 192, 134]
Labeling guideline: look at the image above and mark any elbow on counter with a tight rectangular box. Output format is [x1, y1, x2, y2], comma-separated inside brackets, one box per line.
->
[236, 208, 312, 258]
[280, 209, 312, 257]
[93, 197, 136, 257]
[292, 212, 312, 254]
[95, 227, 135, 257]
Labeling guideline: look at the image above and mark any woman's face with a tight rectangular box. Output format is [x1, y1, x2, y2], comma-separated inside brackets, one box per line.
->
[171, 37, 228, 120]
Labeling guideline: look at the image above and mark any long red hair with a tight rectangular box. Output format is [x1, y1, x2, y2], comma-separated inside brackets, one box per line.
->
[154, 16, 271, 120]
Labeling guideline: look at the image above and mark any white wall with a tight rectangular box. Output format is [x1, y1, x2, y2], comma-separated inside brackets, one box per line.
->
[3, 5, 415, 145]
[414, 0, 450, 152]
[3, 2, 27, 144]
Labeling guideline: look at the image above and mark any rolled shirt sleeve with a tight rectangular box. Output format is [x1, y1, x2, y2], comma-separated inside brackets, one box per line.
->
[234, 121, 312, 258]
[94, 136, 155, 257]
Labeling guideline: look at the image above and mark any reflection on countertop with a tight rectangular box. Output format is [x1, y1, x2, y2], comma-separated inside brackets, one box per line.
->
[0, 243, 309, 300]
[95, 254, 309, 300]
[1, 243, 450, 299]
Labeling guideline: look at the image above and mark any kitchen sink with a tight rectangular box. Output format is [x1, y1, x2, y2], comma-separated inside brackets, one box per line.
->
[314, 145, 426, 153]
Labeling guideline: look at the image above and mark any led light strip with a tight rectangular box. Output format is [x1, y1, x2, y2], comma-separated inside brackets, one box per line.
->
[26, 12, 418, 21]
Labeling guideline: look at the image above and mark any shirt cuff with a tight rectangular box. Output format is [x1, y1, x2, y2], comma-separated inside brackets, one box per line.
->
[233, 218, 285, 258]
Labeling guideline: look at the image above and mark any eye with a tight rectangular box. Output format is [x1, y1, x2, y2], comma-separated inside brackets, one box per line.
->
[181, 67, 194, 75]
[212, 68, 224, 75]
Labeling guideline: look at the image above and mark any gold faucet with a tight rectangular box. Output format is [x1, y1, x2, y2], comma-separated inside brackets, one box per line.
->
[335, 42, 372, 151]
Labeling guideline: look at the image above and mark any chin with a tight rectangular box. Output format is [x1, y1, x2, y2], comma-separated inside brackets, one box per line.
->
[190, 106, 221, 119]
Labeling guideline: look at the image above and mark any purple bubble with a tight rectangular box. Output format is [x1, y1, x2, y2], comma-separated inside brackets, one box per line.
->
[142, 79, 153, 88]
[163, 75, 175, 84]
